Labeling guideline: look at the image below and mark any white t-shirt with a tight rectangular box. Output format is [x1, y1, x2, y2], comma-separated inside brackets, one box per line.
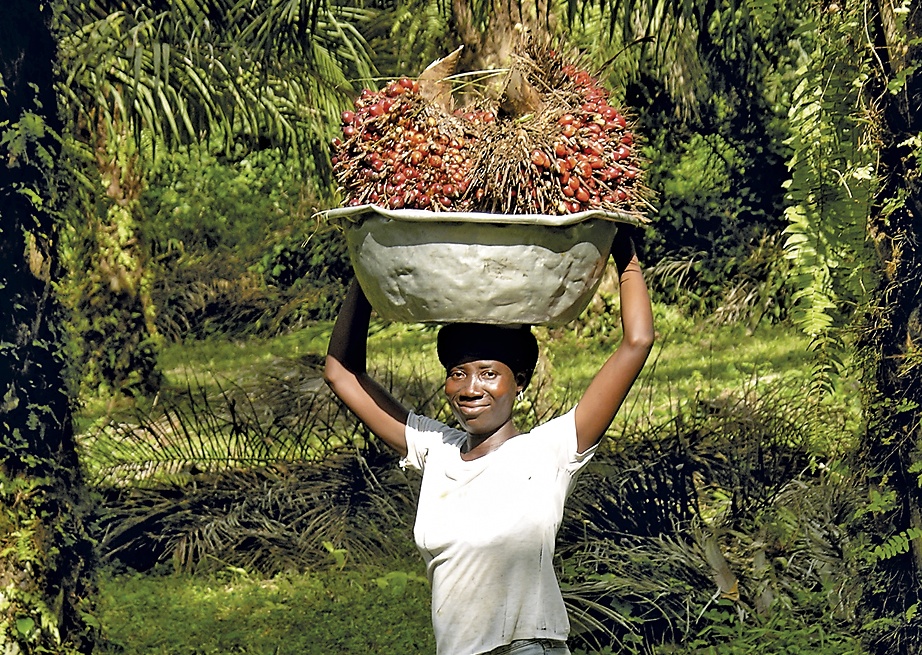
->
[401, 409, 597, 655]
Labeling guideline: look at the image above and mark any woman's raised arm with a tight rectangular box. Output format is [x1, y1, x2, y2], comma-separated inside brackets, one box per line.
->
[324, 279, 410, 456]
[574, 233, 655, 452]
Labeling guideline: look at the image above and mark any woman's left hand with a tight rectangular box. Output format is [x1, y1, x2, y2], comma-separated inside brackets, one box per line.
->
[572, 231, 655, 452]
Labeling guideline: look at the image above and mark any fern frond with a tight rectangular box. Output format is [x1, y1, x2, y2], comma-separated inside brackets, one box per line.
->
[781, 6, 879, 394]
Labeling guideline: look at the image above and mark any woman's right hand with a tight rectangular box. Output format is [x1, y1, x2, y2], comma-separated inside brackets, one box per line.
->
[324, 279, 410, 456]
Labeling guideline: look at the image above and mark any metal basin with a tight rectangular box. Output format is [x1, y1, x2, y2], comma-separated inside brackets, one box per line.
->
[322, 205, 640, 326]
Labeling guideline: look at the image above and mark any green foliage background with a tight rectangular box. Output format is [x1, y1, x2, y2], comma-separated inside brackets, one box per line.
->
[28, 0, 921, 653]
[141, 144, 351, 339]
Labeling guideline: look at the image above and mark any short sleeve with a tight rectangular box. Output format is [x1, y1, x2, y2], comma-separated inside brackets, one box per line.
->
[529, 408, 598, 484]
[399, 412, 428, 471]
[400, 412, 465, 472]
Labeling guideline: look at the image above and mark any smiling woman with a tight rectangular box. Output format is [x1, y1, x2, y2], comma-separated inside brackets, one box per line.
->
[444, 359, 521, 444]
[437, 323, 538, 451]
[323, 236, 654, 655]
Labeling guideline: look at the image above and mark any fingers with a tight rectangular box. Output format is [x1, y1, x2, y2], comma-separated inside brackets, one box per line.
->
[611, 226, 638, 274]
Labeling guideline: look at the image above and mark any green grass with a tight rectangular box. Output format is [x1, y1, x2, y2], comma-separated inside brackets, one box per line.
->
[551, 304, 815, 391]
[96, 561, 434, 654]
[157, 323, 335, 380]
[76, 302, 861, 453]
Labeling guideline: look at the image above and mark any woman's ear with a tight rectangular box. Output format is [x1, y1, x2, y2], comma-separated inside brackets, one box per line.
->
[515, 371, 529, 390]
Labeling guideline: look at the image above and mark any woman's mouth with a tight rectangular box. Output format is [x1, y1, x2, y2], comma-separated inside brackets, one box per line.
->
[455, 401, 488, 417]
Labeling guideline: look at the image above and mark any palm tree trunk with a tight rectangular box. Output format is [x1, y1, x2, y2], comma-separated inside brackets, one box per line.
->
[73, 107, 162, 397]
[451, 0, 556, 74]
[857, 3, 922, 653]
[0, 1, 98, 651]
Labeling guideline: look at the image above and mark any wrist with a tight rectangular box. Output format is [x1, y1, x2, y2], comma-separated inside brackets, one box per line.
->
[611, 235, 637, 275]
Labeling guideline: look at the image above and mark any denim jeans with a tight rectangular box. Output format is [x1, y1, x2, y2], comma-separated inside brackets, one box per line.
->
[485, 639, 571, 655]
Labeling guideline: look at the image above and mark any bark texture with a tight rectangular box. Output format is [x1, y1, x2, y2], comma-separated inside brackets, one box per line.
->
[857, 2, 922, 653]
[0, 1, 97, 652]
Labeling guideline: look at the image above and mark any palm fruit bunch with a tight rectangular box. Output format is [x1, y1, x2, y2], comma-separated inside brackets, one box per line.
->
[332, 39, 650, 218]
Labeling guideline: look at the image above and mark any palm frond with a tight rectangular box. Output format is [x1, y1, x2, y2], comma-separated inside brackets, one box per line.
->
[55, 0, 376, 164]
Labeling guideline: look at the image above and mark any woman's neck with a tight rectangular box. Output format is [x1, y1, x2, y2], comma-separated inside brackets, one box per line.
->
[462, 422, 520, 460]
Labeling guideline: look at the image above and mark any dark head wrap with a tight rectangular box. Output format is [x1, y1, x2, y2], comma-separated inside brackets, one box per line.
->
[437, 323, 539, 389]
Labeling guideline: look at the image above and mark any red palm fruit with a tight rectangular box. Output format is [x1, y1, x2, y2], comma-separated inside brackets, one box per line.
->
[584, 141, 604, 157]
[531, 149, 544, 167]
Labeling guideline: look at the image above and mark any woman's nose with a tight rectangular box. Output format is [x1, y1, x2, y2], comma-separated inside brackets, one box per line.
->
[459, 376, 483, 395]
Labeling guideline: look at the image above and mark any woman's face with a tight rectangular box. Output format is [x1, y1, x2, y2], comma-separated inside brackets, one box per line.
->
[444, 359, 520, 436]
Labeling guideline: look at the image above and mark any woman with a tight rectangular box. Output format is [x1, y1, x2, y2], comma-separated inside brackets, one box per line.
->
[324, 235, 654, 655]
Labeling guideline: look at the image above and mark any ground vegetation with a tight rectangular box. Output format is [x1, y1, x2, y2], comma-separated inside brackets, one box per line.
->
[81, 318, 867, 653]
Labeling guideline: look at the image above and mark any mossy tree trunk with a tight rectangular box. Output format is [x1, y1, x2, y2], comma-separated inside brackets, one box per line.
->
[65, 108, 162, 399]
[857, 2, 922, 653]
[0, 1, 97, 652]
